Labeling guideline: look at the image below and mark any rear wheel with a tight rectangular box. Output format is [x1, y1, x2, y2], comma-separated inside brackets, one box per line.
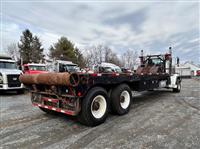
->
[78, 87, 108, 126]
[110, 84, 132, 115]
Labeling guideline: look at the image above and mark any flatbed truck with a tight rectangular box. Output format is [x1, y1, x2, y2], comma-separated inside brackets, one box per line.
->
[20, 48, 181, 126]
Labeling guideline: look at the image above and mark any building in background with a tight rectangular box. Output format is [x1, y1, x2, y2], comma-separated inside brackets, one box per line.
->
[175, 62, 200, 78]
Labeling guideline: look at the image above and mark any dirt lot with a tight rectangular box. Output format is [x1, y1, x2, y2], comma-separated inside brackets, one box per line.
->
[0, 79, 200, 149]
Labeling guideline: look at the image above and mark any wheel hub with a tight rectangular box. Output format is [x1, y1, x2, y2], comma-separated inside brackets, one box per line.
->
[93, 102, 100, 111]
[120, 96, 125, 103]
[120, 90, 130, 109]
[91, 95, 107, 119]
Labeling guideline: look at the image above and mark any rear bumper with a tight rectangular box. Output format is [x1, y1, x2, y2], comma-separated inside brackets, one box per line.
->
[32, 102, 76, 116]
[0, 84, 24, 90]
[31, 92, 80, 116]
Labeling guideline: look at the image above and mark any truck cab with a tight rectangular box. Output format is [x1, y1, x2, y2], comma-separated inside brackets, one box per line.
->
[196, 70, 200, 76]
[0, 55, 24, 91]
[47, 60, 80, 73]
[22, 63, 48, 74]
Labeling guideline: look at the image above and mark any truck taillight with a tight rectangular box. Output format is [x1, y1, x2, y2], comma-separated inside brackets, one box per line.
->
[77, 92, 81, 96]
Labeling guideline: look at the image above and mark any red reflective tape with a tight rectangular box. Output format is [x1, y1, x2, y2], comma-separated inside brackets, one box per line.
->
[32, 103, 75, 115]
[32, 103, 37, 106]
[90, 73, 97, 77]
[42, 97, 58, 103]
[64, 110, 73, 115]
[56, 109, 61, 112]
[52, 107, 56, 111]
[60, 110, 64, 113]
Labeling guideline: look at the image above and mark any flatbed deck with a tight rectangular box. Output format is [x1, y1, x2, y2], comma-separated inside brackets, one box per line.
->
[21, 49, 181, 126]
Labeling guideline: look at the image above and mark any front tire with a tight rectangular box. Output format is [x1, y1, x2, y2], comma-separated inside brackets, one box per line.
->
[110, 84, 132, 115]
[173, 79, 181, 93]
[78, 87, 108, 126]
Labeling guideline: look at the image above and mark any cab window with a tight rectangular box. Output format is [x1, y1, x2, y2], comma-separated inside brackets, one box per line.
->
[24, 66, 29, 71]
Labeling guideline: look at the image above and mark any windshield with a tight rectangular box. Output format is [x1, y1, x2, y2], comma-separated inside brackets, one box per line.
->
[151, 58, 163, 65]
[59, 64, 79, 72]
[114, 68, 122, 73]
[29, 65, 46, 71]
[0, 61, 17, 69]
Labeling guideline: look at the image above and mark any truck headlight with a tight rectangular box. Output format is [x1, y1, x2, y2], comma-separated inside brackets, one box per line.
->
[0, 73, 3, 84]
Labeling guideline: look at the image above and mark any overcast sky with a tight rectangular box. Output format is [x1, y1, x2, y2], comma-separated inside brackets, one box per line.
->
[1, 0, 199, 64]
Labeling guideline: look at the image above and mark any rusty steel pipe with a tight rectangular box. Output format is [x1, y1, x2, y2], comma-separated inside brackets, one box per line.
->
[19, 73, 40, 84]
[19, 72, 80, 87]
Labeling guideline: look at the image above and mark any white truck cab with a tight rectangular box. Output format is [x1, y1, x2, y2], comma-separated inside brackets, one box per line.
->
[46, 59, 80, 73]
[0, 55, 24, 91]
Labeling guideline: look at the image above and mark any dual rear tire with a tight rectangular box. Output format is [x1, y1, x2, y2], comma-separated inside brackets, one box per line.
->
[110, 84, 132, 115]
[78, 87, 108, 126]
[78, 84, 132, 126]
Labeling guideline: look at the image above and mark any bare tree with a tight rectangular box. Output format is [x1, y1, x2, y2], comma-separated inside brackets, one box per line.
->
[84, 45, 105, 67]
[121, 49, 138, 70]
[6, 43, 20, 61]
[104, 48, 121, 66]
[84, 48, 94, 67]
[84, 44, 121, 68]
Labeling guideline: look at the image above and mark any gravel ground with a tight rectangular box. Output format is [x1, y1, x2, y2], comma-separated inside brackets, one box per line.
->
[0, 79, 200, 149]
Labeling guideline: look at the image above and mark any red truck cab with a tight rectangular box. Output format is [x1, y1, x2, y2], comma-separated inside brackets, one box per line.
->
[22, 63, 48, 74]
[196, 70, 200, 76]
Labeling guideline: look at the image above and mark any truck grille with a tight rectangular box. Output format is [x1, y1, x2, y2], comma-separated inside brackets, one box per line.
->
[7, 74, 21, 87]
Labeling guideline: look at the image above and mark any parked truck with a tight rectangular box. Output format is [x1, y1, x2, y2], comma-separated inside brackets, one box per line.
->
[22, 63, 48, 74]
[46, 59, 80, 73]
[20, 48, 181, 126]
[0, 55, 24, 92]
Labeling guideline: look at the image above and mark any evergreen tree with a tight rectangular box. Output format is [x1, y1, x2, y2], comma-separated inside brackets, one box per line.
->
[50, 37, 76, 61]
[32, 36, 44, 63]
[49, 37, 85, 67]
[74, 47, 86, 68]
[18, 29, 44, 63]
[18, 29, 33, 63]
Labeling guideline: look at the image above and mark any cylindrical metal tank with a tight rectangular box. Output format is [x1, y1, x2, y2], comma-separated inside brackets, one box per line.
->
[19, 72, 80, 86]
